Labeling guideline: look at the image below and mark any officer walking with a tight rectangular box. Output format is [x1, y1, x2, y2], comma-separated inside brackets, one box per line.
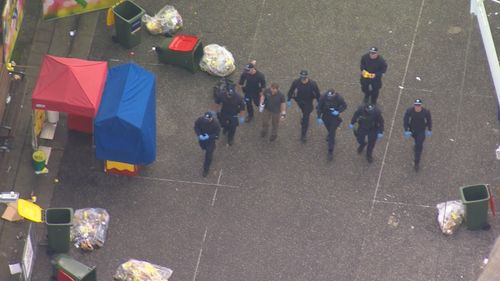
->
[403, 98, 432, 171]
[287, 70, 321, 143]
[316, 89, 347, 161]
[213, 86, 246, 146]
[349, 104, 384, 163]
[194, 112, 221, 177]
[360, 47, 387, 105]
[238, 62, 266, 122]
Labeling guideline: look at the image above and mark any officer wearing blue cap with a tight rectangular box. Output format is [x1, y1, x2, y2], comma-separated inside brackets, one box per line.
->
[349, 104, 385, 163]
[238, 61, 266, 122]
[194, 112, 221, 177]
[287, 70, 321, 143]
[316, 89, 347, 161]
[213, 85, 246, 146]
[403, 98, 432, 171]
[360, 47, 387, 105]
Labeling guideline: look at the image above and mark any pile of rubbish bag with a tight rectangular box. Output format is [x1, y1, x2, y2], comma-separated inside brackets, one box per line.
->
[200, 44, 236, 77]
[436, 200, 464, 235]
[114, 259, 173, 281]
[142, 5, 183, 35]
[71, 208, 110, 251]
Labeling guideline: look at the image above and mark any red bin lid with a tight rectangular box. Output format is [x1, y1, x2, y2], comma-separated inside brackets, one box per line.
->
[168, 35, 199, 52]
[58, 270, 76, 281]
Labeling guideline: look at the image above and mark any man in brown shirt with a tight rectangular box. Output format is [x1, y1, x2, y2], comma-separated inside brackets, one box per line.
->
[259, 83, 286, 142]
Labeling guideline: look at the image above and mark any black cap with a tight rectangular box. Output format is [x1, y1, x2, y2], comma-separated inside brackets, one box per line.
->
[299, 70, 308, 78]
[414, 98, 423, 105]
[369, 47, 378, 53]
[204, 112, 213, 119]
[244, 63, 255, 71]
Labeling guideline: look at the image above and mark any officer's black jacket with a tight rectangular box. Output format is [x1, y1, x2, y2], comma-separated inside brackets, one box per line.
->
[351, 106, 384, 133]
[194, 118, 221, 140]
[238, 70, 266, 95]
[287, 78, 321, 103]
[316, 93, 347, 118]
[403, 107, 432, 133]
[360, 54, 388, 79]
[215, 92, 246, 116]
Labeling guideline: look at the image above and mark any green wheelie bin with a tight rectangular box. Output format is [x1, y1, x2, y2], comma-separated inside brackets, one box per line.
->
[52, 254, 96, 281]
[113, 0, 145, 49]
[17, 199, 74, 253]
[46, 208, 73, 253]
[460, 184, 490, 230]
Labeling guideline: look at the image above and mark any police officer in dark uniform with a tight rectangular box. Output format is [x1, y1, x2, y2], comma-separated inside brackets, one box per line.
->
[287, 70, 321, 143]
[403, 98, 432, 171]
[194, 112, 221, 177]
[360, 47, 388, 105]
[349, 104, 384, 163]
[238, 63, 266, 122]
[213, 86, 246, 146]
[316, 89, 347, 161]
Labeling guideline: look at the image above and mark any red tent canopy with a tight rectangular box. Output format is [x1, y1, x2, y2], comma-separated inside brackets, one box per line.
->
[31, 55, 108, 117]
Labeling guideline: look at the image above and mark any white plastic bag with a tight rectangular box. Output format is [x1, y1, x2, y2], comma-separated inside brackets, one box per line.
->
[71, 208, 110, 251]
[114, 259, 173, 281]
[200, 44, 236, 77]
[436, 200, 464, 235]
[142, 5, 183, 35]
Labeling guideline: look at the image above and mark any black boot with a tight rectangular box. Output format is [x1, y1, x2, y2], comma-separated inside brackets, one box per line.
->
[301, 133, 307, 143]
[414, 160, 420, 172]
[357, 144, 365, 154]
[367, 154, 373, 163]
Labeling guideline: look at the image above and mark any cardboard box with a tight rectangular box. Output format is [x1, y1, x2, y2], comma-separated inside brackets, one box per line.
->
[2, 202, 23, 222]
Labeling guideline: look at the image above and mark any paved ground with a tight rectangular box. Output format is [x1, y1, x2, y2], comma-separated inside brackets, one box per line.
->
[17, 0, 500, 280]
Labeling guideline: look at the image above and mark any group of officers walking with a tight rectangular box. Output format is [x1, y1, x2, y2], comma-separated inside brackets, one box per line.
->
[194, 47, 432, 177]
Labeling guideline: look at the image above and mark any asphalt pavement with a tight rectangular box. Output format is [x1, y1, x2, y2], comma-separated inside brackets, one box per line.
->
[3, 0, 500, 281]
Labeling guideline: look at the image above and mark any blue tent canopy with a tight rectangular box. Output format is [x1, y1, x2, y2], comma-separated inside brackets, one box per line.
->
[95, 63, 156, 165]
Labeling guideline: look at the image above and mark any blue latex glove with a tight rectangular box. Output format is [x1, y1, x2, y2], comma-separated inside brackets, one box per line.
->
[348, 124, 354, 129]
[377, 133, 384, 140]
[404, 131, 412, 139]
[244, 97, 250, 103]
[332, 110, 339, 116]
[426, 130, 432, 137]
[198, 133, 209, 141]
[239, 116, 245, 124]
[287, 101, 292, 108]
[316, 118, 324, 125]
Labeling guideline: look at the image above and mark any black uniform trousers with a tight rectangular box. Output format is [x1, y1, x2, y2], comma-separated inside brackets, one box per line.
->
[322, 116, 341, 152]
[218, 113, 238, 143]
[298, 101, 313, 136]
[199, 140, 216, 171]
[411, 130, 426, 164]
[360, 78, 382, 105]
[355, 129, 378, 157]
[244, 93, 260, 117]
